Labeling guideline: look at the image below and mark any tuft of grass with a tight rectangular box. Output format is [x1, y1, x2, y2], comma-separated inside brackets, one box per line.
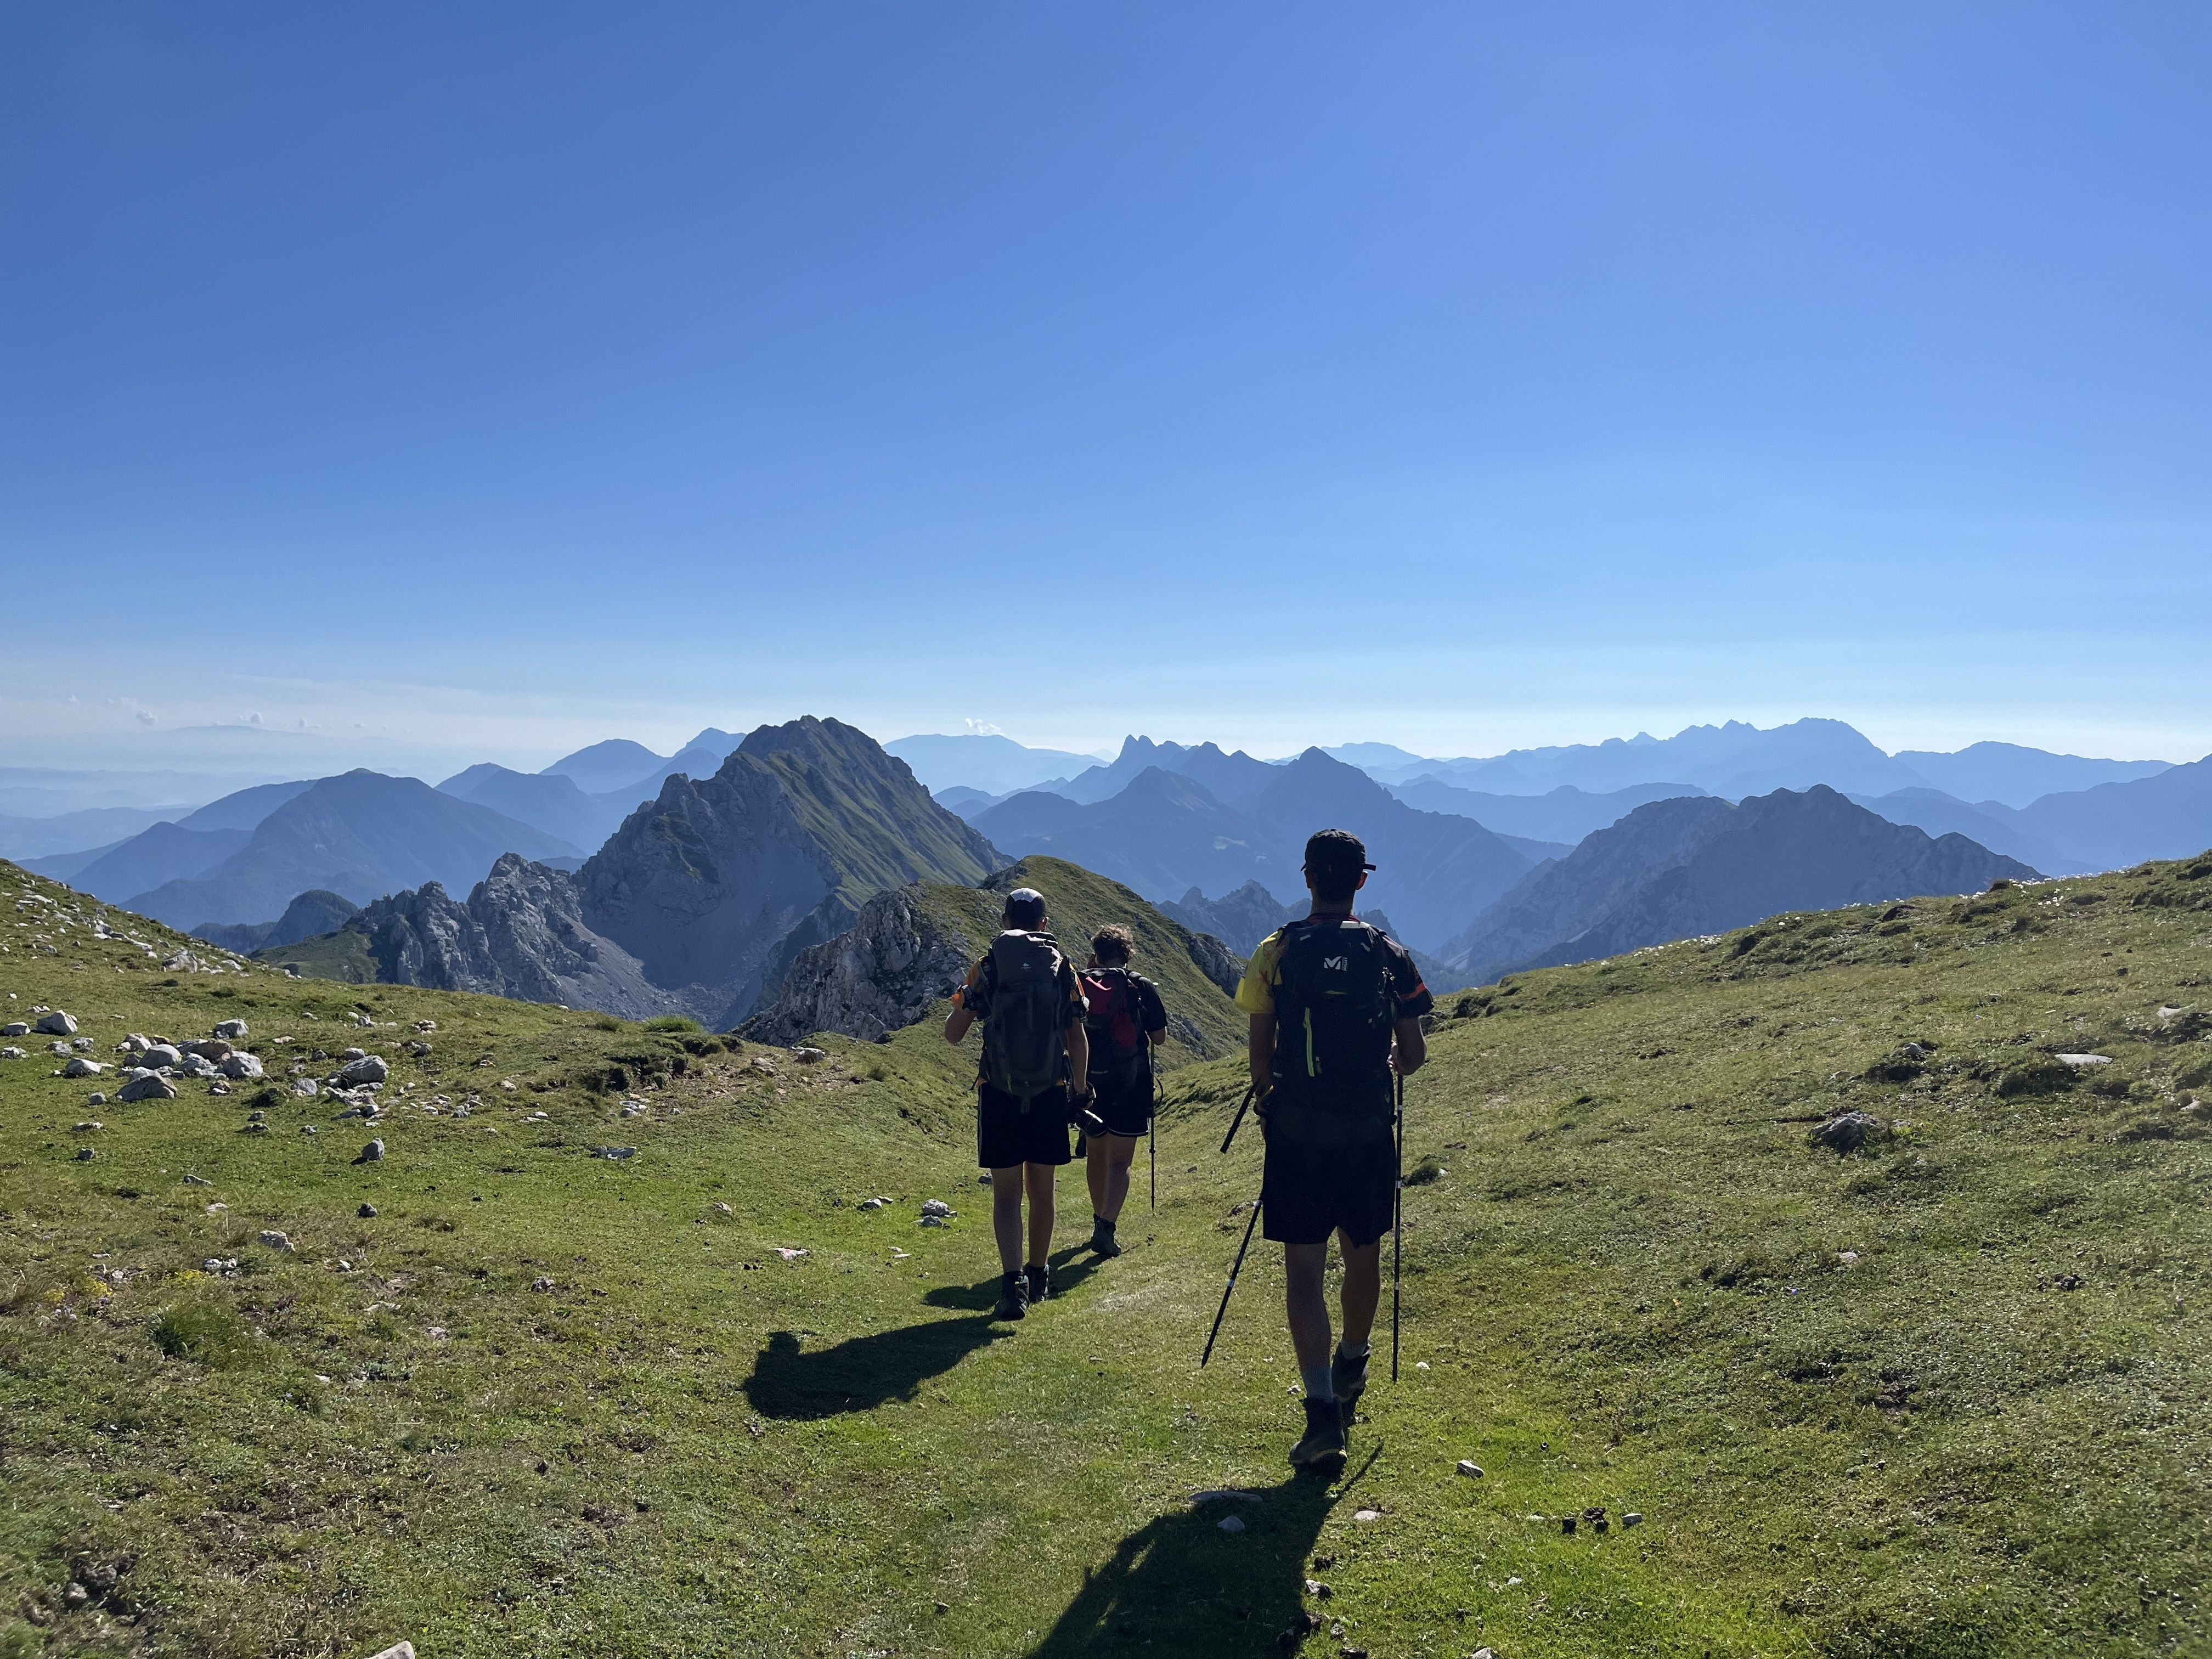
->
[149, 1299, 263, 1370]
[641, 1014, 703, 1033]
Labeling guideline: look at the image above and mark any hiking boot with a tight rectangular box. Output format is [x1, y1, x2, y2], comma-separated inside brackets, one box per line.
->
[1025, 1261, 1051, 1305]
[1331, 1345, 1371, 1417]
[1289, 1396, 1346, 1474]
[992, 1271, 1028, 1321]
[1088, 1217, 1122, 1258]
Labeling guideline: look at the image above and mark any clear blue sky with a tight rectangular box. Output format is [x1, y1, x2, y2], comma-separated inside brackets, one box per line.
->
[3, 2, 2207, 777]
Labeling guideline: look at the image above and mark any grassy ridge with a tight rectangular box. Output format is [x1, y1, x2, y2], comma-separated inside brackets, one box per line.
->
[1, 854, 2209, 1656]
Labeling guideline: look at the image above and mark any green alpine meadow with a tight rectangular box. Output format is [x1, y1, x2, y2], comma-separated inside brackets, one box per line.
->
[4, 848, 2211, 1658]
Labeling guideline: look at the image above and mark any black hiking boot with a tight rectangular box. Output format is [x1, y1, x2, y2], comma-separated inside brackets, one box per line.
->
[1025, 1261, 1051, 1305]
[992, 1271, 1028, 1321]
[1331, 1345, 1371, 1419]
[1289, 1396, 1346, 1474]
[1088, 1216, 1122, 1258]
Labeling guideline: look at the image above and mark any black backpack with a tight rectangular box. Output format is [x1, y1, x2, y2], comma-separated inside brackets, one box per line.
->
[980, 931, 1071, 1107]
[1265, 917, 1396, 1146]
[1080, 967, 1154, 1099]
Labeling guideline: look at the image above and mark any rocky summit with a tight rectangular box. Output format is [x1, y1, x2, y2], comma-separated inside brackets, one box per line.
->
[274, 717, 995, 1028]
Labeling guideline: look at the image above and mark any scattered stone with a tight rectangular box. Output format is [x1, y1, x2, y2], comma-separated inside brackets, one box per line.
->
[1623, 1511, 1645, 1527]
[1352, 1509, 1381, 1523]
[1457, 1460, 1483, 1478]
[712, 1201, 732, 1215]
[2050, 1271, 2084, 1290]
[335, 1054, 389, 1087]
[64, 1056, 105, 1077]
[531, 1277, 555, 1292]
[619, 1104, 644, 1118]
[0, 1046, 21, 1059]
[1304, 1578, 1332, 1599]
[301, 1124, 316, 1135]
[117, 1073, 178, 1102]
[213, 1018, 249, 1040]
[292, 1077, 319, 1098]
[921, 1198, 954, 1218]
[414, 1020, 437, 1032]
[918, 1215, 949, 1228]
[0, 1022, 26, 1037]
[359, 1203, 379, 1217]
[364, 1642, 416, 1659]
[75, 1146, 95, 1161]
[2055, 1053, 2113, 1068]
[354, 1139, 385, 1164]
[72, 1120, 102, 1133]
[34, 1011, 77, 1036]
[595, 1146, 639, 1160]
[860, 1196, 888, 1210]
[221, 1052, 265, 1079]
[1838, 1250, 1860, 1265]
[184, 1173, 212, 1186]
[793, 1046, 827, 1063]
[775, 1246, 809, 1260]
[258, 1229, 293, 1251]
[184, 1039, 234, 1061]
[1217, 1514, 1245, 1533]
[140, 1044, 183, 1069]
[1811, 1111, 1885, 1153]
[87, 1092, 106, 1106]
[210, 1081, 232, 1097]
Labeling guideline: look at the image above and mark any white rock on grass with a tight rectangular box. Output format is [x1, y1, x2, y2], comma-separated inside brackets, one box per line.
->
[2056, 1053, 2113, 1068]
[921, 1199, 954, 1218]
[258, 1230, 292, 1251]
[335, 1055, 389, 1087]
[0, 1047, 23, 1060]
[0, 1022, 27, 1037]
[34, 1011, 77, 1036]
[140, 1044, 183, 1069]
[64, 1057, 106, 1077]
[221, 1053, 264, 1079]
[117, 1074, 178, 1102]
[213, 1018, 249, 1040]
[364, 1643, 416, 1659]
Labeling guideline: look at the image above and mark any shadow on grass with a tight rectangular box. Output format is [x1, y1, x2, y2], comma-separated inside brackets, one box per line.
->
[742, 1318, 1007, 1420]
[921, 1245, 1104, 1313]
[1028, 1447, 1380, 1655]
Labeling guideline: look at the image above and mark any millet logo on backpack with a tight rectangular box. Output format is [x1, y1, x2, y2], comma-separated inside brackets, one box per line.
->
[1323, 955, 1347, 970]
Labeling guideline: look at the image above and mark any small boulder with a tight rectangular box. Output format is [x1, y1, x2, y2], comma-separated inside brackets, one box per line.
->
[531, 1276, 555, 1292]
[87, 1092, 106, 1105]
[75, 1147, 95, 1161]
[1811, 1111, 1885, 1153]
[335, 1055, 389, 1087]
[220, 1052, 265, 1079]
[1457, 1460, 1483, 1478]
[358, 1202, 379, 1218]
[140, 1044, 183, 1070]
[364, 1644, 416, 1659]
[72, 1120, 103, 1133]
[794, 1046, 827, 1063]
[64, 1057, 106, 1077]
[859, 1197, 887, 1211]
[1217, 1514, 1245, 1533]
[258, 1229, 292, 1251]
[35, 1011, 77, 1036]
[354, 1138, 385, 1164]
[0, 1022, 27, 1037]
[921, 1198, 954, 1218]
[117, 1073, 178, 1102]
[0, 1047, 22, 1060]
[213, 1018, 249, 1040]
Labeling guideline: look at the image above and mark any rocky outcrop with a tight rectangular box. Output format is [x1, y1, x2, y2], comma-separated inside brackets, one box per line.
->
[738, 884, 975, 1044]
[349, 856, 689, 1020]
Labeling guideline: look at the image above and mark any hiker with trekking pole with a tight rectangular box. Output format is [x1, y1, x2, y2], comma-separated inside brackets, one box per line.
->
[1221, 830, 1431, 1474]
[944, 886, 1091, 1322]
[1073, 924, 1170, 1260]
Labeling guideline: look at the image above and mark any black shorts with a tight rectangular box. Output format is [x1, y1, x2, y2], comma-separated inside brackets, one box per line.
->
[977, 1082, 1074, 1170]
[1261, 1129, 1395, 1246]
[1086, 1075, 1153, 1139]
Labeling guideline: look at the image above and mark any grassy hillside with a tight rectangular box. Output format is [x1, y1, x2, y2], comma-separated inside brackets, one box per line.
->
[2, 853, 2210, 1657]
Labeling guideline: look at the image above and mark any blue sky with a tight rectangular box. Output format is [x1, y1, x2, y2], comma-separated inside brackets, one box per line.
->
[2, 2, 2207, 777]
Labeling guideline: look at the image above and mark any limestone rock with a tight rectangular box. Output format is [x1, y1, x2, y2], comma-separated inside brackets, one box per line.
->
[213, 1018, 249, 1039]
[354, 1138, 385, 1163]
[335, 1054, 389, 1087]
[140, 1044, 183, 1070]
[220, 1052, 266, 1079]
[738, 883, 977, 1045]
[117, 1073, 178, 1102]
[0, 1022, 26, 1037]
[1811, 1111, 1886, 1153]
[35, 1011, 77, 1036]
[64, 1057, 106, 1077]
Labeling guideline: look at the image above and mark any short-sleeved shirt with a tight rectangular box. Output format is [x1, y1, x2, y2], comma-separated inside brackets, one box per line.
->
[1235, 915, 1434, 1023]
[1091, 970, 1169, 1042]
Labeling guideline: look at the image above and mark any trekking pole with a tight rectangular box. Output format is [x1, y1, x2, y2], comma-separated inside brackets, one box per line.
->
[1200, 1196, 1264, 1367]
[1218, 1084, 1257, 1154]
[1391, 1069, 1404, 1384]
[1149, 1069, 1157, 1212]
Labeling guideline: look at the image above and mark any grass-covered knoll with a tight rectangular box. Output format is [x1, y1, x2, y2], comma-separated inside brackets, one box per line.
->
[3, 854, 2211, 1656]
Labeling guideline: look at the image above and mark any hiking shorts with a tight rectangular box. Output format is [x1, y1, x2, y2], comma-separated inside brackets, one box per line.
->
[977, 1082, 1074, 1170]
[1261, 1129, 1395, 1247]
[1086, 1075, 1153, 1139]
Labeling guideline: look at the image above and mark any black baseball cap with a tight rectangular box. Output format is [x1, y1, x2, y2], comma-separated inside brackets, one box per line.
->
[1303, 829, 1375, 876]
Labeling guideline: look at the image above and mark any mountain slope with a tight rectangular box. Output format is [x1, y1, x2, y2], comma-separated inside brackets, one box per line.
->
[541, 737, 665, 794]
[2009, 753, 2212, 872]
[742, 856, 1245, 1052]
[1056, 736, 1279, 806]
[123, 771, 584, 929]
[973, 768, 1284, 902]
[438, 764, 628, 852]
[1159, 879, 1300, 953]
[1853, 786, 2090, 876]
[1449, 785, 2038, 980]
[65, 822, 253, 905]
[1892, 739, 2172, 808]
[194, 888, 360, 953]
[1400, 718, 1928, 798]
[883, 732, 1106, 796]
[1389, 777, 1707, 844]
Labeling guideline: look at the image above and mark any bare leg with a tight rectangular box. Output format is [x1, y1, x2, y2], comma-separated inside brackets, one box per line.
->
[1024, 1161, 1056, 1266]
[1336, 1233, 1381, 1351]
[990, 1166, 1025, 1276]
[1284, 1240, 1334, 1376]
[1087, 1133, 1138, 1223]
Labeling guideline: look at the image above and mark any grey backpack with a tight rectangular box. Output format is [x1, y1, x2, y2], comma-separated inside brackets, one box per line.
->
[981, 930, 1070, 1106]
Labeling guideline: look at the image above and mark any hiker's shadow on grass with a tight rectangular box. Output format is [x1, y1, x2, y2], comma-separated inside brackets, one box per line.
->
[742, 1319, 1006, 1420]
[921, 1246, 1101, 1314]
[1029, 1448, 1380, 1655]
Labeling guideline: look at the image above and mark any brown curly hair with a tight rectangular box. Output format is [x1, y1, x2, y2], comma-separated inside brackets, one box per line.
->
[1090, 924, 1135, 965]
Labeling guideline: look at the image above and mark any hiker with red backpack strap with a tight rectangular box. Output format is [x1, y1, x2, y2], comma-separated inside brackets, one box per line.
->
[944, 886, 1092, 1322]
[1236, 829, 1431, 1475]
[1075, 923, 1169, 1260]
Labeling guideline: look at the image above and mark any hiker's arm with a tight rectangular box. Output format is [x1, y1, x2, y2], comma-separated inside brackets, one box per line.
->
[1066, 1021, 1090, 1095]
[1147, 1025, 1166, 1046]
[1391, 1016, 1426, 1076]
[1248, 1011, 1273, 1097]
[944, 1001, 975, 1044]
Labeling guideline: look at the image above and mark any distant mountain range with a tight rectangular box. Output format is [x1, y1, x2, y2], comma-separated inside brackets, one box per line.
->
[1443, 785, 2039, 983]
[884, 733, 1109, 798]
[295, 718, 996, 1027]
